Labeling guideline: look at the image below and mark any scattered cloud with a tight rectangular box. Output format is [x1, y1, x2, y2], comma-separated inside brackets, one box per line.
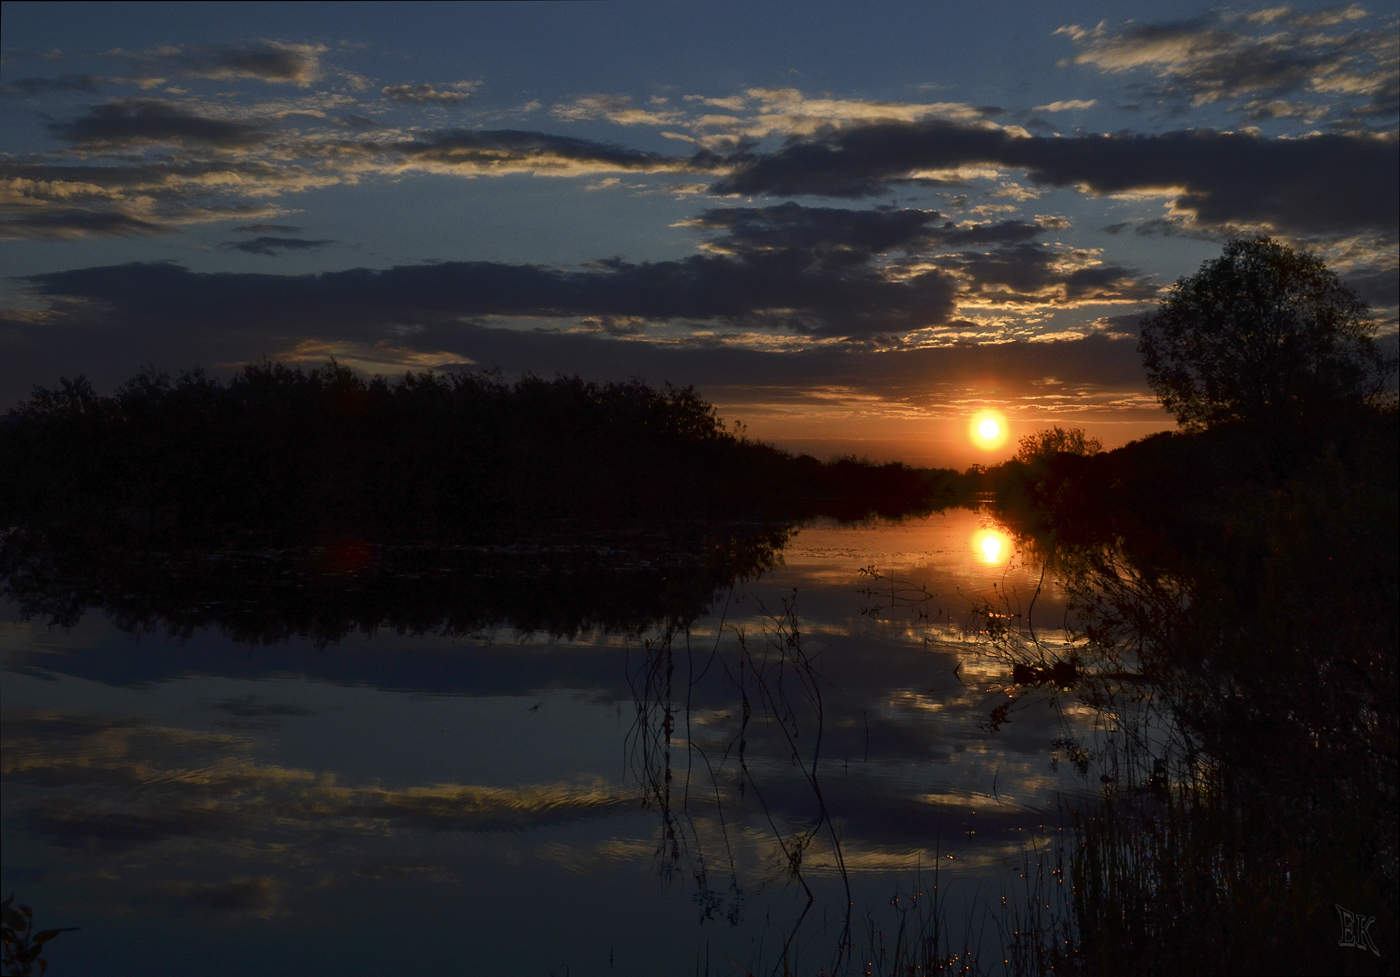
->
[12, 249, 958, 342]
[381, 81, 480, 104]
[551, 93, 684, 126]
[107, 40, 327, 87]
[348, 127, 701, 178]
[938, 242, 1159, 306]
[141, 877, 282, 918]
[0, 210, 164, 240]
[221, 236, 336, 256]
[0, 156, 340, 239]
[49, 98, 274, 148]
[233, 222, 303, 234]
[1056, 7, 1398, 123]
[1031, 98, 1097, 112]
[0, 74, 101, 96]
[683, 203, 1067, 258]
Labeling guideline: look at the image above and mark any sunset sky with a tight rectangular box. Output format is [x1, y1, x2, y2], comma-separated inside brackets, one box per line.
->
[2, 1, 1396, 466]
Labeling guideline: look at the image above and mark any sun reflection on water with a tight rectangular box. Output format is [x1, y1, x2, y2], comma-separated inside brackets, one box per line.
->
[971, 527, 1012, 565]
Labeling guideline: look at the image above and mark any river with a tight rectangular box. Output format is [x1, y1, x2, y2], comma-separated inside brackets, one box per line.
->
[1, 507, 1109, 976]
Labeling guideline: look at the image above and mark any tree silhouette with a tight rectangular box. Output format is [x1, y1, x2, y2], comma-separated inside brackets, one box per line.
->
[1138, 236, 1389, 430]
[1014, 426, 1102, 465]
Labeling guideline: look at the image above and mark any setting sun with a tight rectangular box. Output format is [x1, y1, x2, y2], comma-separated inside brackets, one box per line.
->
[969, 410, 1009, 451]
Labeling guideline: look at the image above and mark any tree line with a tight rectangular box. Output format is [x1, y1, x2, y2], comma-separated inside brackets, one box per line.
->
[0, 362, 961, 546]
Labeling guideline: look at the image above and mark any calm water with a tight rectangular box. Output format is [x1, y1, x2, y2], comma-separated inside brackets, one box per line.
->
[1, 507, 1106, 975]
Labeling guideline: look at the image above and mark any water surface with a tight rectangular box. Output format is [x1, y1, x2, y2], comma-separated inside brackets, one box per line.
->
[1, 507, 1103, 975]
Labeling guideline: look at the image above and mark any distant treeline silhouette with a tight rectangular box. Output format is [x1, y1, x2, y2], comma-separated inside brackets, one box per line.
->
[0, 362, 960, 545]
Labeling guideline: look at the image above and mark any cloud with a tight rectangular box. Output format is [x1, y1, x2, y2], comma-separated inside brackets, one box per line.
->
[13, 251, 957, 342]
[713, 120, 1020, 197]
[939, 243, 1159, 306]
[713, 120, 1399, 237]
[1, 158, 291, 197]
[683, 203, 1066, 259]
[733, 87, 990, 136]
[2, 121, 697, 240]
[551, 93, 683, 126]
[0, 157, 341, 238]
[2, 203, 1148, 382]
[685, 203, 942, 256]
[142, 877, 281, 918]
[49, 98, 273, 148]
[221, 236, 336, 256]
[492, 328, 1153, 400]
[115, 40, 327, 86]
[1031, 99, 1097, 112]
[555, 88, 997, 150]
[382, 81, 479, 104]
[1102, 216, 1223, 241]
[0, 74, 100, 96]
[1056, 8, 1397, 121]
[208, 42, 322, 85]
[0, 210, 164, 240]
[929, 217, 1068, 246]
[352, 128, 701, 178]
[233, 223, 303, 234]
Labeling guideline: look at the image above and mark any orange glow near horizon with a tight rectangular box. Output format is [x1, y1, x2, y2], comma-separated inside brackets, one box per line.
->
[968, 410, 1009, 452]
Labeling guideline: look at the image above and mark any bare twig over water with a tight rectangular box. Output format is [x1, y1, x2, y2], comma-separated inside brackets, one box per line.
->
[625, 593, 854, 975]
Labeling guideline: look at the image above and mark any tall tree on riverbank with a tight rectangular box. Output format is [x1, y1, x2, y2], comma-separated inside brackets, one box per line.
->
[1138, 237, 1389, 430]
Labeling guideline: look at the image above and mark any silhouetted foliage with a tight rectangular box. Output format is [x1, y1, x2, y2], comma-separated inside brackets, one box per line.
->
[969, 426, 1103, 531]
[2, 893, 76, 977]
[1139, 236, 1390, 431]
[990, 402, 1399, 975]
[0, 362, 962, 546]
[1013, 426, 1102, 466]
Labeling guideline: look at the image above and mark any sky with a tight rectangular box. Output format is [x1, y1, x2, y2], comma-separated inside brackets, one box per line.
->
[2, 0, 1396, 467]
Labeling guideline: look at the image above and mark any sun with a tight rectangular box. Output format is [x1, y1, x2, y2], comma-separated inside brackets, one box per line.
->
[968, 410, 1008, 451]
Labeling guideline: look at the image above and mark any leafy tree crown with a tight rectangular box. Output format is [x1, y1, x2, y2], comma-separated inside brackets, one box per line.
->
[1138, 236, 1388, 430]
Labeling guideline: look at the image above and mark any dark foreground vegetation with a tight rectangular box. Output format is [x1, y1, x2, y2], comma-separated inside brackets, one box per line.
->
[968, 239, 1398, 975]
[982, 404, 1398, 975]
[0, 363, 959, 547]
